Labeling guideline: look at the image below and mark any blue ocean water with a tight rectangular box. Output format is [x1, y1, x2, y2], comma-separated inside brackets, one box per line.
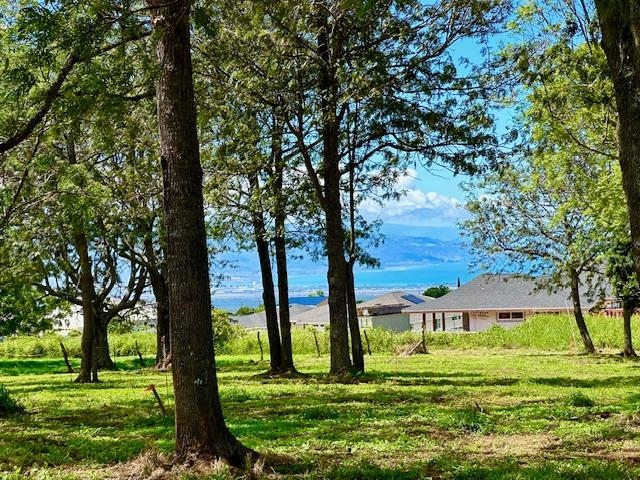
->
[212, 260, 473, 312]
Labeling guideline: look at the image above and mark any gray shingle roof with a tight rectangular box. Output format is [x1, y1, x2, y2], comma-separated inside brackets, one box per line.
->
[402, 273, 598, 313]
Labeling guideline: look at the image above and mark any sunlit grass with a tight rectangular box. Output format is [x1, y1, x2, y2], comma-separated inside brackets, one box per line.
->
[2, 350, 640, 478]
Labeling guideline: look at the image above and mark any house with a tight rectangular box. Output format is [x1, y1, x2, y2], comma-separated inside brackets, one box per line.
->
[290, 291, 430, 331]
[402, 273, 599, 332]
[231, 304, 312, 329]
[356, 291, 432, 331]
[290, 299, 330, 328]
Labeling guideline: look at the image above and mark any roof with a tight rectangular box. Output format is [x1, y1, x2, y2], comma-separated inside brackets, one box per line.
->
[290, 303, 330, 326]
[402, 274, 598, 313]
[232, 304, 312, 329]
[290, 290, 432, 325]
[357, 291, 432, 316]
[288, 296, 327, 306]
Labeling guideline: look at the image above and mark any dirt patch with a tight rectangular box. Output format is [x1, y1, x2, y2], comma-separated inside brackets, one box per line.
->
[462, 433, 560, 459]
[107, 451, 268, 480]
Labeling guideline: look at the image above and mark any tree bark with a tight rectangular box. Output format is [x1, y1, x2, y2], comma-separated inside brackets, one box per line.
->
[74, 231, 98, 383]
[317, 5, 352, 375]
[272, 113, 295, 373]
[346, 261, 364, 372]
[274, 218, 295, 372]
[249, 174, 282, 373]
[623, 303, 636, 357]
[151, 269, 170, 368]
[596, 3, 640, 279]
[569, 269, 596, 354]
[94, 317, 116, 370]
[147, 0, 255, 464]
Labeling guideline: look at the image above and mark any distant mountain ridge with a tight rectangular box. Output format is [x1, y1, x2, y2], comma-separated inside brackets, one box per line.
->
[218, 229, 471, 285]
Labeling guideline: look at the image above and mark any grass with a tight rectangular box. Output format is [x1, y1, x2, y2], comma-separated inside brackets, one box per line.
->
[3, 349, 640, 479]
[3, 314, 640, 359]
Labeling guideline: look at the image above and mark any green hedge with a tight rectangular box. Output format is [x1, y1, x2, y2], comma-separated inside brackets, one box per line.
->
[0, 314, 637, 359]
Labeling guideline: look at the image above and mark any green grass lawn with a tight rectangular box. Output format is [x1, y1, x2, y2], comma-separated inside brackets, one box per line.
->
[3, 350, 640, 479]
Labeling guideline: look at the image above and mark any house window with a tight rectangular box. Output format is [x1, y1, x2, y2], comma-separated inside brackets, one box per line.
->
[498, 312, 524, 321]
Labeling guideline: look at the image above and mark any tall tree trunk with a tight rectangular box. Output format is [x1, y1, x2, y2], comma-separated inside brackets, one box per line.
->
[94, 317, 116, 370]
[272, 112, 295, 373]
[623, 303, 636, 357]
[346, 261, 364, 372]
[317, 6, 351, 375]
[74, 231, 98, 383]
[147, 0, 255, 464]
[569, 269, 595, 354]
[274, 218, 295, 372]
[596, 3, 640, 279]
[249, 174, 282, 373]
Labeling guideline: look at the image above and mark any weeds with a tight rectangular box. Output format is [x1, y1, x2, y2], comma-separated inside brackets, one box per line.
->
[0, 384, 23, 416]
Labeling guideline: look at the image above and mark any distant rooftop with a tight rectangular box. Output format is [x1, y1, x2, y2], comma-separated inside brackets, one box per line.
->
[288, 296, 327, 306]
[402, 273, 599, 313]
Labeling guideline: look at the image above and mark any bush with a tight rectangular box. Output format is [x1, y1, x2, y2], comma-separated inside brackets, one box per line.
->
[0, 384, 24, 417]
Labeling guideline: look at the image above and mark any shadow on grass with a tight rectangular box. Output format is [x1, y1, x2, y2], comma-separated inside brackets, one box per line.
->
[530, 375, 640, 389]
[265, 454, 640, 480]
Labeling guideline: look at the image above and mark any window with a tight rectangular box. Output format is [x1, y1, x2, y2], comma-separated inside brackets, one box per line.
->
[497, 312, 524, 322]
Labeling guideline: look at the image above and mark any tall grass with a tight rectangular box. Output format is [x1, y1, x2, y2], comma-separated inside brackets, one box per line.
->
[0, 314, 636, 359]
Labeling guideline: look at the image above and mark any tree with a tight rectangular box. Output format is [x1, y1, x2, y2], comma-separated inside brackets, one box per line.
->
[594, 2, 640, 281]
[463, 159, 606, 353]
[423, 285, 451, 298]
[606, 239, 639, 357]
[275, 0, 508, 375]
[145, 0, 255, 463]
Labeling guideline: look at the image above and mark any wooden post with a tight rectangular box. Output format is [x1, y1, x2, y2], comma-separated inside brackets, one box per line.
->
[313, 329, 321, 357]
[421, 314, 428, 354]
[442, 312, 446, 331]
[145, 384, 168, 416]
[60, 342, 74, 373]
[257, 331, 264, 361]
[135, 340, 145, 368]
[363, 329, 372, 355]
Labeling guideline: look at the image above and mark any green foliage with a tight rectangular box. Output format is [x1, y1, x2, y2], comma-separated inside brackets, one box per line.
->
[423, 285, 451, 298]
[212, 309, 245, 352]
[0, 384, 23, 416]
[0, 282, 60, 336]
[606, 239, 640, 310]
[234, 305, 264, 316]
[4, 313, 640, 360]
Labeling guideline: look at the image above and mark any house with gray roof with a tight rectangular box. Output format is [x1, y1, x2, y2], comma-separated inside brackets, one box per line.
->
[231, 304, 312, 329]
[356, 291, 432, 331]
[290, 291, 431, 331]
[402, 273, 600, 332]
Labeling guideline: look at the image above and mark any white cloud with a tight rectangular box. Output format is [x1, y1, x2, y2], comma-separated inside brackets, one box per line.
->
[359, 170, 467, 227]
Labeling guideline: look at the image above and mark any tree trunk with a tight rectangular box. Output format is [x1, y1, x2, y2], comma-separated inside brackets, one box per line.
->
[249, 173, 282, 373]
[147, 0, 255, 464]
[596, 3, 640, 279]
[569, 269, 595, 354]
[346, 261, 364, 372]
[94, 317, 116, 370]
[317, 6, 351, 376]
[150, 264, 170, 368]
[272, 113, 295, 373]
[274, 219, 295, 372]
[74, 231, 98, 383]
[623, 303, 636, 357]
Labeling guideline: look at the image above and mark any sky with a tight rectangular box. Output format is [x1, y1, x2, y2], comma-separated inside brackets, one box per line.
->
[359, 165, 472, 230]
